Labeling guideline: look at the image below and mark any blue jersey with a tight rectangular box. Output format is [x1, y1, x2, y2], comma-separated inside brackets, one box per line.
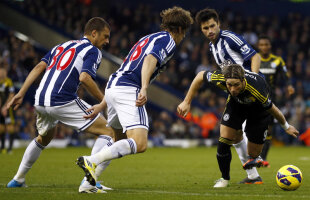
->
[107, 31, 176, 89]
[35, 37, 102, 106]
[210, 30, 256, 71]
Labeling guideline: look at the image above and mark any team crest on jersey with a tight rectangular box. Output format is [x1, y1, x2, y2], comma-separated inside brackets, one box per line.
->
[223, 113, 230, 121]
[271, 62, 277, 68]
[244, 96, 256, 103]
[159, 49, 167, 61]
[240, 44, 250, 55]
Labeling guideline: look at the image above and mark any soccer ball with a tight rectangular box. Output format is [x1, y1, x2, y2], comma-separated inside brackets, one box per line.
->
[276, 165, 303, 191]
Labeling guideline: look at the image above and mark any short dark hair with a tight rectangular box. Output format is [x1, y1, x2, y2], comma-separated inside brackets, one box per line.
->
[195, 8, 219, 25]
[84, 17, 110, 35]
[258, 35, 271, 43]
[222, 64, 245, 80]
[160, 6, 193, 33]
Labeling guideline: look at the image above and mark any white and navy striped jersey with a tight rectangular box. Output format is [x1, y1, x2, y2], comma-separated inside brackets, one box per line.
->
[107, 31, 175, 89]
[210, 30, 256, 71]
[35, 37, 102, 106]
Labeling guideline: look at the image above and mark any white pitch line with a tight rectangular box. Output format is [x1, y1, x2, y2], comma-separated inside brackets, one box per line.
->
[1, 186, 309, 199]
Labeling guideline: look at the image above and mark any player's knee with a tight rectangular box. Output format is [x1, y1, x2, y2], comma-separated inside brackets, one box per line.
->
[36, 135, 51, 146]
[136, 141, 148, 153]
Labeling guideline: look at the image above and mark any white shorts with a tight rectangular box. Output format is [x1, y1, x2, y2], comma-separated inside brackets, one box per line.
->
[105, 86, 149, 133]
[35, 98, 100, 136]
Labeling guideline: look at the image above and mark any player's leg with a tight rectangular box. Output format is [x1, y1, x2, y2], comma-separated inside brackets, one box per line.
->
[7, 127, 57, 187]
[6, 124, 15, 153]
[214, 97, 245, 187]
[0, 113, 6, 153]
[7, 106, 58, 188]
[77, 87, 148, 186]
[242, 115, 268, 170]
[233, 127, 261, 184]
[214, 125, 236, 188]
[6, 108, 16, 153]
[260, 123, 273, 167]
[85, 128, 147, 165]
[0, 123, 5, 154]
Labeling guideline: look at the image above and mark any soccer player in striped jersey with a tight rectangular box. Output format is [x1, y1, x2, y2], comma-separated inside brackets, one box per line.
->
[177, 64, 299, 187]
[195, 8, 264, 185]
[76, 7, 194, 188]
[6, 17, 113, 193]
[258, 35, 295, 167]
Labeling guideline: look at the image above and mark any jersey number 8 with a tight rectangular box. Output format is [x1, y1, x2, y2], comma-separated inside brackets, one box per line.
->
[129, 38, 149, 62]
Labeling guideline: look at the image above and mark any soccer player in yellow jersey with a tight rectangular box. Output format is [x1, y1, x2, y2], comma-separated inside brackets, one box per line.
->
[258, 35, 295, 167]
[177, 64, 299, 187]
[0, 66, 16, 154]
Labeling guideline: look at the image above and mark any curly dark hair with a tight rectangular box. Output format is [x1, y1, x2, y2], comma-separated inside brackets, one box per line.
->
[160, 6, 193, 33]
[195, 8, 219, 25]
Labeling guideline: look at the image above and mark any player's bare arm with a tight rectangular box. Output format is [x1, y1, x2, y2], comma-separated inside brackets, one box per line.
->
[79, 72, 104, 102]
[177, 71, 205, 117]
[250, 53, 261, 73]
[84, 98, 107, 119]
[136, 54, 157, 107]
[7, 61, 47, 110]
[267, 103, 299, 138]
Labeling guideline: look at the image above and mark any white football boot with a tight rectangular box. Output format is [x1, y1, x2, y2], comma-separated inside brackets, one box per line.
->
[213, 178, 229, 188]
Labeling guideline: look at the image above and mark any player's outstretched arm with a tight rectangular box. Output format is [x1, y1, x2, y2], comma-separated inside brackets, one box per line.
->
[136, 54, 157, 107]
[267, 103, 299, 138]
[7, 61, 47, 110]
[250, 53, 261, 73]
[177, 71, 205, 117]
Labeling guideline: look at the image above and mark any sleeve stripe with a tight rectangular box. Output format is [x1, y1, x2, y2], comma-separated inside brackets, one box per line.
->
[166, 39, 173, 52]
[211, 73, 225, 81]
[222, 32, 243, 46]
[166, 38, 175, 53]
[245, 84, 267, 103]
[246, 85, 265, 102]
[222, 31, 243, 44]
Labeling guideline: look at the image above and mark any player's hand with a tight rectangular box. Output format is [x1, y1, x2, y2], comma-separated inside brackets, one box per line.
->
[136, 88, 147, 107]
[6, 93, 24, 111]
[177, 101, 191, 117]
[83, 103, 105, 119]
[285, 125, 299, 138]
[287, 85, 295, 96]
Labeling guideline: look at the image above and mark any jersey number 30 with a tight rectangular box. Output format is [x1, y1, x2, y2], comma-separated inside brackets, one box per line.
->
[47, 46, 76, 71]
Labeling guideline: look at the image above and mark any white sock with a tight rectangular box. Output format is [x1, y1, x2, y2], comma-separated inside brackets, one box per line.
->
[91, 135, 113, 180]
[13, 139, 45, 183]
[233, 136, 259, 179]
[88, 138, 137, 165]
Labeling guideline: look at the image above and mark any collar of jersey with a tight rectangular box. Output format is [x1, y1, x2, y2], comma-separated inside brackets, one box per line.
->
[82, 36, 91, 43]
[259, 53, 273, 62]
[213, 30, 222, 44]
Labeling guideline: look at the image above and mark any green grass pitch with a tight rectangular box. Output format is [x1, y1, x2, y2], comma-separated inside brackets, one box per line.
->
[0, 146, 309, 200]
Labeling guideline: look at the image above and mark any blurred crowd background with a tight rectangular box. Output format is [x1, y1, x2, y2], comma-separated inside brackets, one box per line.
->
[1, 0, 310, 146]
